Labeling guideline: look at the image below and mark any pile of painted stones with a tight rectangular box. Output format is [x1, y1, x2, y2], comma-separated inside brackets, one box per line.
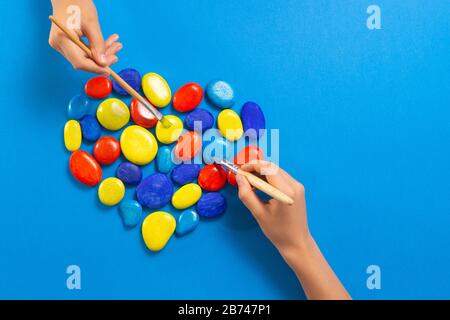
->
[63, 68, 266, 252]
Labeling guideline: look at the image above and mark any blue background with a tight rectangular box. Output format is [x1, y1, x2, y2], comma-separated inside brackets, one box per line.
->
[0, 0, 449, 299]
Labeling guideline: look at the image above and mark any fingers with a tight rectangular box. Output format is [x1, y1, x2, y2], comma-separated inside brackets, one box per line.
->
[240, 161, 300, 197]
[105, 34, 119, 47]
[105, 42, 122, 59]
[236, 174, 266, 220]
[59, 37, 110, 74]
[82, 18, 107, 66]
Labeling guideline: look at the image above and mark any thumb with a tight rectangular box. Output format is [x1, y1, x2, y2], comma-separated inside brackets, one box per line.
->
[83, 20, 107, 66]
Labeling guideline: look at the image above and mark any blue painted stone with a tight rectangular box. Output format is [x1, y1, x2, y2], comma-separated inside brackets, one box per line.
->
[241, 101, 266, 139]
[171, 164, 201, 185]
[80, 115, 101, 142]
[68, 94, 89, 120]
[156, 146, 173, 173]
[185, 108, 214, 132]
[116, 162, 142, 185]
[196, 192, 227, 218]
[206, 80, 235, 109]
[136, 173, 173, 208]
[202, 137, 233, 164]
[176, 209, 199, 236]
[112, 68, 141, 96]
[119, 200, 142, 228]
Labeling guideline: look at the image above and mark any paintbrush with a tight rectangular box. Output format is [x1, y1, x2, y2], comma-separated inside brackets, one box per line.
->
[49, 15, 172, 128]
[217, 159, 294, 205]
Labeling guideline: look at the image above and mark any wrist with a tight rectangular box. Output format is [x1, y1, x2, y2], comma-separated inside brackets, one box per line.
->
[278, 234, 316, 266]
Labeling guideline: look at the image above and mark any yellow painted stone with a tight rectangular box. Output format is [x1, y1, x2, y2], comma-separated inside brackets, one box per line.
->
[155, 115, 183, 144]
[171, 183, 202, 210]
[64, 120, 82, 151]
[120, 125, 158, 165]
[142, 72, 171, 108]
[142, 211, 176, 252]
[98, 177, 125, 206]
[97, 98, 130, 130]
[217, 109, 243, 141]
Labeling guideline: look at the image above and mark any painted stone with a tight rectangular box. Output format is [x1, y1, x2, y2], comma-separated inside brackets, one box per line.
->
[155, 115, 183, 144]
[198, 164, 227, 192]
[206, 80, 235, 108]
[241, 101, 266, 139]
[196, 192, 227, 218]
[176, 210, 199, 236]
[171, 164, 201, 185]
[136, 173, 173, 208]
[64, 120, 82, 152]
[119, 200, 142, 228]
[234, 145, 264, 166]
[67, 94, 89, 120]
[98, 177, 125, 206]
[202, 136, 232, 164]
[156, 146, 174, 174]
[80, 115, 101, 142]
[116, 162, 142, 185]
[171, 183, 202, 210]
[217, 109, 243, 141]
[174, 131, 202, 161]
[142, 211, 176, 252]
[228, 145, 264, 186]
[130, 98, 158, 128]
[85, 76, 112, 99]
[69, 150, 102, 186]
[141, 72, 171, 108]
[97, 98, 130, 131]
[120, 125, 158, 165]
[173, 82, 203, 112]
[93, 136, 120, 165]
[185, 108, 214, 132]
[112, 68, 141, 95]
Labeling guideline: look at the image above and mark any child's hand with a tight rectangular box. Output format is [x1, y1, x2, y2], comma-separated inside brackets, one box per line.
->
[236, 160, 351, 299]
[49, 0, 122, 74]
[236, 161, 311, 257]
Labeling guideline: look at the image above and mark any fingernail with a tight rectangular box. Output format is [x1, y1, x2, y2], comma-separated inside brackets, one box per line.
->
[236, 175, 243, 185]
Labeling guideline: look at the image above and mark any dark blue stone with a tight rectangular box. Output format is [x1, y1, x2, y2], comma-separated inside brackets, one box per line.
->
[80, 115, 101, 142]
[136, 173, 173, 209]
[185, 108, 214, 132]
[112, 68, 141, 96]
[116, 162, 142, 185]
[171, 164, 201, 185]
[241, 101, 266, 139]
[196, 192, 227, 218]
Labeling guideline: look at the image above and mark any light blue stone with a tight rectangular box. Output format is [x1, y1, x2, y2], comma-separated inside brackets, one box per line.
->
[203, 136, 233, 164]
[156, 146, 174, 173]
[206, 80, 235, 109]
[119, 200, 142, 228]
[68, 94, 89, 120]
[176, 209, 199, 236]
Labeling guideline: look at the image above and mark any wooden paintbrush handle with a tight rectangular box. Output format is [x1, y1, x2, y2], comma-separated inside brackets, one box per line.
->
[48, 15, 166, 124]
[238, 170, 294, 205]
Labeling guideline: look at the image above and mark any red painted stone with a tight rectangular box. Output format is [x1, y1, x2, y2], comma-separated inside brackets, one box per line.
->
[130, 98, 158, 128]
[173, 82, 203, 112]
[227, 170, 238, 186]
[69, 150, 102, 186]
[84, 76, 112, 99]
[198, 164, 227, 192]
[228, 145, 264, 186]
[174, 131, 202, 161]
[93, 136, 121, 165]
